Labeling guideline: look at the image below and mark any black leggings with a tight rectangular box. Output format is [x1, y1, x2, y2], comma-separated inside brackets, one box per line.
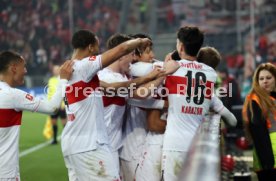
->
[257, 169, 276, 181]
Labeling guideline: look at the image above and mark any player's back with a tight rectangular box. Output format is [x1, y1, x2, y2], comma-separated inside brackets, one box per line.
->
[164, 59, 217, 152]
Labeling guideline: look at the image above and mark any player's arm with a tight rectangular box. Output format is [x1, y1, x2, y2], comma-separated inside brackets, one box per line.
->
[147, 109, 166, 133]
[99, 67, 161, 92]
[13, 61, 73, 114]
[101, 38, 152, 68]
[131, 76, 165, 99]
[163, 59, 180, 75]
[211, 95, 237, 127]
[99, 68, 165, 98]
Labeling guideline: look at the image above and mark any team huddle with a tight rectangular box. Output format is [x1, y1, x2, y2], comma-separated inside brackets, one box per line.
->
[0, 26, 237, 181]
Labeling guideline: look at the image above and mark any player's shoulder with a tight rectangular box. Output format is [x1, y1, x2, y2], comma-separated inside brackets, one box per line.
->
[74, 55, 102, 71]
[97, 68, 112, 80]
[99, 68, 129, 83]
[0, 82, 13, 94]
[0, 86, 30, 102]
[98, 67, 112, 74]
[178, 59, 214, 69]
[130, 62, 153, 77]
[176, 60, 207, 72]
[75, 55, 100, 64]
[70, 58, 90, 72]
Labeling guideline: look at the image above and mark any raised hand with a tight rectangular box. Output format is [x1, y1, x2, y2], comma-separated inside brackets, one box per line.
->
[164, 50, 181, 62]
[147, 67, 166, 80]
[136, 38, 152, 55]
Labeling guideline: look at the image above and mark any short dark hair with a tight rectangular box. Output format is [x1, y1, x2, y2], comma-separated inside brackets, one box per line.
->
[72, 29, 97, 49]
[0, 51, 23, 73]
[177, 26, 204, 57]
[130, 33, 152, 40]
[106, 34, 131, 49]
[197, 46, 221, 69]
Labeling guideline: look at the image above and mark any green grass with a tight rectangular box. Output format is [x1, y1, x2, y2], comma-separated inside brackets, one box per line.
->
[19, 112, 68, 181]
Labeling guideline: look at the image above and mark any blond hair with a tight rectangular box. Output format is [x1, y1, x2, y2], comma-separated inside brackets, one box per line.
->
[197, 46, 221, 69]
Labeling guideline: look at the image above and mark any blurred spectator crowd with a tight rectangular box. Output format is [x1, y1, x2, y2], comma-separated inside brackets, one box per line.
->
[0, 0, 120, 75]
[1, 0, 276, 95]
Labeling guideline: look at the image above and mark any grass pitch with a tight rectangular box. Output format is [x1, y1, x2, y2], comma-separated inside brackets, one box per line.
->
[19, 112, 68, 181]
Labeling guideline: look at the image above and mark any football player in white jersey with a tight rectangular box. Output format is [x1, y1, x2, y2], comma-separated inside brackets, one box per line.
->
[61, 30, 156, 181]
[120, 33, 176, 181]
[97, 34, 165, 179]
[97, 34, 133, 173]
[119, 33, 158, 181]
[162, 26, 218, 181]
[0, 51, 73, 181]
[135, 46, 237, 181]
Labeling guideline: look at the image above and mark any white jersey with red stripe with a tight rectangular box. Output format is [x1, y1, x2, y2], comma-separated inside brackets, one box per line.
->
[163, 59, 217, 152]
[0, 79, 66, 178]
[129, 61, 164, 78]
[141, 96, 224, 146]
[61, 55, 109, 156]
[97, 68, 129, 152]
[120, 62, 166, 161]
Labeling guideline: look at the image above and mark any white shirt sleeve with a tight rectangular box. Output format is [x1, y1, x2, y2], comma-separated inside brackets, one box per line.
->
[129, 62, 153, 77]
[13, 79, 68, 114]
[220, 108, 238, 127]
[127, 98, 165, 109]
[77, 55, 102, 81]
[210, 95, 224, 113]
[210, 95, 237, 127]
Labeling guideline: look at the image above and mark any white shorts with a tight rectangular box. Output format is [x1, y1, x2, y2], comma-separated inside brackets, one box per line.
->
[162, 150, 188, 181]
[64, 145, 120, 181]
[135, 144, 162, 181]
[110, 150, 119, 170]
[0, 170, 20, 181]
[0, 177, 20, 181]
[120, 159, 139, 181]
[112, 150, 124, 180]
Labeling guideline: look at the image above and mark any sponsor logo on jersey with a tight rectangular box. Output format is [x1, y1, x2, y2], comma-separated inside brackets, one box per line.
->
[89, 56, 96, 61]
[25, 94, 34, 101]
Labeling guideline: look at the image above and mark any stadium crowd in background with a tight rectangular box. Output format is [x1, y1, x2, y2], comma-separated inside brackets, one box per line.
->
[0, 0, 120, 75]
[1, 0, 276, 89]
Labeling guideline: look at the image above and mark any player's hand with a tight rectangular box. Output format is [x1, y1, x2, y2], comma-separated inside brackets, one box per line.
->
[60, 60, 74, 80]
[164, 52, 173, 62]
[147, 67, 166, 80]
[163, 59, 180, 75]
[164, 50, 181, 62]
[136, 38, 152, 55]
